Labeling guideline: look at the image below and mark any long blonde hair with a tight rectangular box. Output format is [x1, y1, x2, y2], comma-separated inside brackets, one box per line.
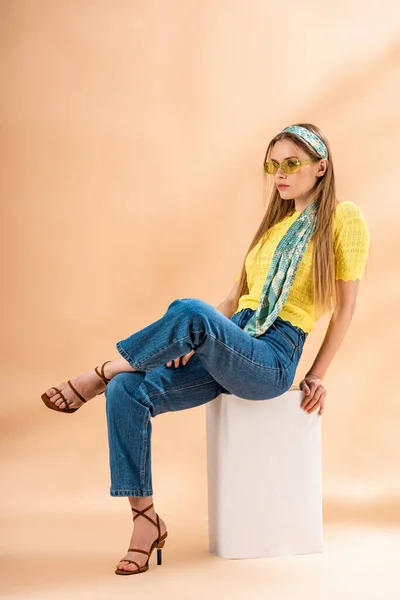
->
[234, 123, 341, 317]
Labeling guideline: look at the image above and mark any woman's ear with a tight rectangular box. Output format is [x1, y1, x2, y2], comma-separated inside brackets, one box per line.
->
[316, 158, 328, 177]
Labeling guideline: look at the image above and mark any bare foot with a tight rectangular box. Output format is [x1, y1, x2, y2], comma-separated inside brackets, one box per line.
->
[116, 508, 168, 573]
[44, 363, 113, 411]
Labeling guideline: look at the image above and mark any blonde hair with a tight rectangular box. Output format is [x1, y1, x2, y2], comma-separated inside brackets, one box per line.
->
[234, 123, 343, 317]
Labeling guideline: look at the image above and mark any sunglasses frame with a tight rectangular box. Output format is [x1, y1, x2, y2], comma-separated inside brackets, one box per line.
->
[264, 158, 317, 175]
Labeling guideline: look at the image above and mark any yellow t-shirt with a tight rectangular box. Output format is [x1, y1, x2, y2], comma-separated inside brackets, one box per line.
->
[233, 201, 370, 333]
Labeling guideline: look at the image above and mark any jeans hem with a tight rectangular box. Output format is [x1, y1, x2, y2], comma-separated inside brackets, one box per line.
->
[110, 488, 154, 497]
[116, 341, 143, 371]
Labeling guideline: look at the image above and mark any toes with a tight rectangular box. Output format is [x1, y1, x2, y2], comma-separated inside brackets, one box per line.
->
[47, 388, 60, 401]
[47, 388, 69, 408]
[117, 560, 137, 572]
[46, 386, 70, 409]
[54, 395, 69, 410]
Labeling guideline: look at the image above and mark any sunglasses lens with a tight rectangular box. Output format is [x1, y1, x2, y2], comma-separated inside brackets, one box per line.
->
[282, 159, 300, 174]
[264, 161, 277, 174]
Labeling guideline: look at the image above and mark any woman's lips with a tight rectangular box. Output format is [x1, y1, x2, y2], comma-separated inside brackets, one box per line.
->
[277, 184, 290, 189]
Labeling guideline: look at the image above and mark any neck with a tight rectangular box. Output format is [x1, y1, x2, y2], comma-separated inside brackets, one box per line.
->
[294, 197, 313, 213]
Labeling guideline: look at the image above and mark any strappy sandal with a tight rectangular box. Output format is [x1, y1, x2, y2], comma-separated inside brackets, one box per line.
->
[40, 360, 112, 414]
[115, 502, 168, 576]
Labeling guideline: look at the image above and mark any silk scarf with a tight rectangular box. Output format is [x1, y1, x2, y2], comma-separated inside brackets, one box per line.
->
[243, 200, 318, 338]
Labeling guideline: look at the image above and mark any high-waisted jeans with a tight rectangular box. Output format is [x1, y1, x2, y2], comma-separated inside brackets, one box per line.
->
[105, 297, 308, 497]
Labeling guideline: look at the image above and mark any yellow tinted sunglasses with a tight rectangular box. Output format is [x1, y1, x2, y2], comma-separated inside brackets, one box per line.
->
[264, 158, 316, 175]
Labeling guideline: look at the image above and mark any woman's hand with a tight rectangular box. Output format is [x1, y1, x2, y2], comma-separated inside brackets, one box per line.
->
[166, 350, 195, 369]
[299, 372, 326, 415]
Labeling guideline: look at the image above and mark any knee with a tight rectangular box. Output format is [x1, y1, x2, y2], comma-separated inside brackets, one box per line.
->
[168, 297, 209, 316]
[105, 373, 135, 410]
[105, 372, 153, 419]
[105, 372, 131, 395]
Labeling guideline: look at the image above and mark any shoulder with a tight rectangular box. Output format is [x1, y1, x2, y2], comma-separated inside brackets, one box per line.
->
[334, 200, 365, 219]
[333, 200, 368, 232]
[332, 201, 370, 262]
[332, 202, 370, 280]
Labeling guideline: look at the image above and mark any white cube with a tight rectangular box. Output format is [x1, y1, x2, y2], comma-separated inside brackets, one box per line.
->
[206, 386, 323, 559]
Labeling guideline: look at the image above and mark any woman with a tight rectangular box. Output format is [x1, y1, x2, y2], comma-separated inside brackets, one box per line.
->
[41, 123, 370, 575]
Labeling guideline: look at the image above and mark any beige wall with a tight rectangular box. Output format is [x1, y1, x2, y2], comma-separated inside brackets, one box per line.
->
[1, 1, 400, 596]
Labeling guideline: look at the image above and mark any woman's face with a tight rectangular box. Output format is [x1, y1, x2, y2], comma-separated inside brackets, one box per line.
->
[270, 139, 327, 203]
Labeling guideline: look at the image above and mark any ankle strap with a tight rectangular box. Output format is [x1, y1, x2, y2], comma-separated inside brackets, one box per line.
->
[131, 502, 153, 517]
[131, 502, 161, 539]
[94, 361, 111, 384]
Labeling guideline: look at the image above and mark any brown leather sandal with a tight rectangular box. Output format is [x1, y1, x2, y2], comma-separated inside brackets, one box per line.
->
[115, 502, 168, 576]
[40, 360, 112, 414]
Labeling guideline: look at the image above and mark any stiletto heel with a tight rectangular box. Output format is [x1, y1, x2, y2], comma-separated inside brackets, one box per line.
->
[115, 502, 168, 575]
[156, 538, 165, 565]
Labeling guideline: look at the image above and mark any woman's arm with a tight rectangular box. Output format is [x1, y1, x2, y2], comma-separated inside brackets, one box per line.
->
[215, 281, 240, 318]
[305, 279, 360, 379]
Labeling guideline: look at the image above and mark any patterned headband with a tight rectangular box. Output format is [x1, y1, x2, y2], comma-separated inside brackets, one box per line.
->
[281, 125, 329, 159]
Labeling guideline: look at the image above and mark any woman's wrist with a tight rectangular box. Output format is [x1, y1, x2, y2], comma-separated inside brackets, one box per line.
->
[306, 370, 323, 379]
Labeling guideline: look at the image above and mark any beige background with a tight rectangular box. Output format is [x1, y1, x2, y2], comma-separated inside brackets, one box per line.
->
[1, 1, 399, 598]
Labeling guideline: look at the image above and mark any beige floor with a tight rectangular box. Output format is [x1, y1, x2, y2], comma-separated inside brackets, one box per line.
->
[1, 389, 400, 600]
[1, 513, 399, 600]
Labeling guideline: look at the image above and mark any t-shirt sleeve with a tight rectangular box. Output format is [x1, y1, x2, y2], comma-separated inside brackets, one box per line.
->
[334, 202, 370, 281]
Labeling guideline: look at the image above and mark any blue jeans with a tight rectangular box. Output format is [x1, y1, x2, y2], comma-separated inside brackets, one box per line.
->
[105, 298, 307, 497]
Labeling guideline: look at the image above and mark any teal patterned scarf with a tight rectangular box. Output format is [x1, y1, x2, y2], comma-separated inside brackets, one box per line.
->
[243, 200, 318, 338]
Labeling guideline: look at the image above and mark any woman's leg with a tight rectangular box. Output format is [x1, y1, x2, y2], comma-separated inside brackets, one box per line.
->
[105, 357, 228, 497]
[44, 297, 302, 410]
[105, 356, 227, 572]
[115, 297, 301, 400]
